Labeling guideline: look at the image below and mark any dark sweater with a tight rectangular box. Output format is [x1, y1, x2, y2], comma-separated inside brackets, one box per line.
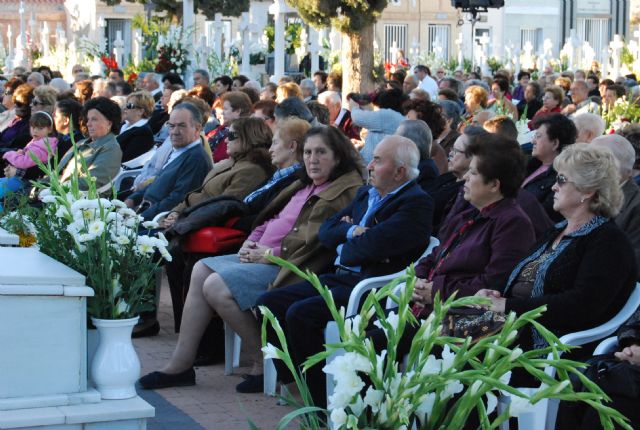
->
[117, 124, 155, 162]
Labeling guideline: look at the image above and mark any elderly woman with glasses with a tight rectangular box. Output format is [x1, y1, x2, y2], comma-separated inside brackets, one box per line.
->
[117, 91, 155, 162]
[478, 144, 636, 377]
[529, 85, 564, 127]
[0, 84, 34, 152]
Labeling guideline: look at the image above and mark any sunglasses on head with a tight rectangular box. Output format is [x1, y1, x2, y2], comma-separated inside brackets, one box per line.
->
[125, 103, 140, 110]
[227, 130, 238, 141]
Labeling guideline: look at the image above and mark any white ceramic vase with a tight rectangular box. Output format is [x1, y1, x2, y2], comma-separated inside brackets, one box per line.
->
[90, 316, 140, 400]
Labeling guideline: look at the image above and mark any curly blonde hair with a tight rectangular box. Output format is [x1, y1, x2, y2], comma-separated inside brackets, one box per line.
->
[553, 143, 622, 218]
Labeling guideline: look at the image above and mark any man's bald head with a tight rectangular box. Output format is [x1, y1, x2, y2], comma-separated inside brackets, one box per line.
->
[368, 136, 420, 196]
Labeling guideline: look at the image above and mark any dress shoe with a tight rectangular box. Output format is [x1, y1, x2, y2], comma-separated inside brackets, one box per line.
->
[236, 374, 264, 393]
[138, 368, 195, 389]
[132, 319, 160, 338]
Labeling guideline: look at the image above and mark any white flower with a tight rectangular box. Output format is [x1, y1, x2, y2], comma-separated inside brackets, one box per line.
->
[117, 207, 137, 218]
[375, 350, 386, 380]
[88, 220, 105, 236]
[344, 314, 361, 337]
[116, 299, 129, 315]
[420, 354, 442, 376]
[441, 380, 464, 399]
[373, 310, 399, 337]
[76, 232, 98, 243]
[485, 392, 498, 415]
[441, 344, 456, 372]
[124, 215, 142, 228]
[55, 205, 70, 218]
[71, 199, 100, 213]
[416, 392, 436, 426]
[157, 245, 172, 262]
[499, 371, 512, 386]
[363, 387, 383, 412]
[113, 235, 131, 245]
[142, 220, 159, 230]
[156, 232, 169, 247]
[509, 347, 523, 362]
[41, 195, 57, 204]
[329, 408, 347, 428]
[505, 329, 518, 343]
[135, 235, 156, 254]
[261, 343, 280, 360]
[98, 198, 112, 208]
[349, 394, 365, 417]
[111, 199, 127, 208]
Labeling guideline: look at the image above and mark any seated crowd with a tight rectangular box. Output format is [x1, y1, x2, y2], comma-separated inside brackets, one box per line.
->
[1, 63, 639, 427]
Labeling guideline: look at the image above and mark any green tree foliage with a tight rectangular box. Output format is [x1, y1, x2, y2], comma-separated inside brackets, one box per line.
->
[100, 0, 249, 19]
[285, 0, 388, 34]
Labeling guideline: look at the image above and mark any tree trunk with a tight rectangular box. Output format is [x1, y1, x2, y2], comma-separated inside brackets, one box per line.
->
[341, 24, 376, 104]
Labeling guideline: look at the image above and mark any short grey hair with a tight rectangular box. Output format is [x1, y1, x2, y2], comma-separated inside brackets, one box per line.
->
[384, 135, 420, 181]
[244, 79, 262, 93]
[172, 102, 204, 128]
[591, 134, 636, 179]
[395, 119, 433, 162]
[464, 79, 490, 92]
[573, 113, 605, 141]
[28, 72, 45, 86]
[300, 78, 316, 95]
[193, 69, 210, 81]
[317, 90, 341, 107]
[49, 77, 70, 92]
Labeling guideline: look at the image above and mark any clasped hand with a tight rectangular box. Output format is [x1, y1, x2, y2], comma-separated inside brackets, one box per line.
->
[474, 289, 507, 313]
[341, 215, 368, 237]
[411, 278, 433, 306]
[615, 345, 640, 366]
[238, 240, 271, 264]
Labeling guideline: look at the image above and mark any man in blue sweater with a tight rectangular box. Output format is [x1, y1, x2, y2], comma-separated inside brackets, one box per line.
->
[126, 103, 212, 220]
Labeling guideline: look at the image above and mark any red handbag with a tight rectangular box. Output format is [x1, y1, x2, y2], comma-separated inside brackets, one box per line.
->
[181, 217, 247, 254]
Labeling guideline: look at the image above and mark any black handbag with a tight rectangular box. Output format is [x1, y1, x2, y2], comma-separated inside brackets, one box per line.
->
[571, 354, 640, 398]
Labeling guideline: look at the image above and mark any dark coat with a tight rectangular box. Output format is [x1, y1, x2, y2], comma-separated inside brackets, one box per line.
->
[117, 124, 155, 162]
[416, 198, 536, 300]
[416, 159, 439, 192]
[616, 179, 640, 279]
[129, 143, 212, 219]
[504, 220, 636, 337]
[426, 172, 463, 235]
[319, 182, 434, 278]
[522, 160, 562, 222]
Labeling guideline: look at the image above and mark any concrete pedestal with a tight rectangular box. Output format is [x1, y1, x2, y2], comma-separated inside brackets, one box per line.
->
[0, 248, 154, 429]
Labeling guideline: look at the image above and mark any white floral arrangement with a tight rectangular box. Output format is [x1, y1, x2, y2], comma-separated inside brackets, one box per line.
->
[155, 24, 192, 75]
[256, 258, 633, 430]
[29, 139, 170, 320]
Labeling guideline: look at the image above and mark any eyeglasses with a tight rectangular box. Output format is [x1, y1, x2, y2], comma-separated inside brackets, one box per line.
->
[125, 103, 141, 110]
[227, 130, 238, 141]
[448, 147, 465, 159]
[556, 174, 573, 187]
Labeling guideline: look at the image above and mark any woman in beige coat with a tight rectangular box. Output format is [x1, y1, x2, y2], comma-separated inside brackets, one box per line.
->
[140, 126, 364, 391]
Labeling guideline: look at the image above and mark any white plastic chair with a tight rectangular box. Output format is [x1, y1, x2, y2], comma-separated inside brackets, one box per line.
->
[226, 236, 440, 397]
[594, 336, 618, 355]
[324, 236, 440, 401]
[122, 148, 156, 170]
[498, 282, 640, 430]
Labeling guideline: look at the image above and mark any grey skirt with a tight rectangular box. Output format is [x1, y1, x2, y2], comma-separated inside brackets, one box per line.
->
[200, 254, 280, 311]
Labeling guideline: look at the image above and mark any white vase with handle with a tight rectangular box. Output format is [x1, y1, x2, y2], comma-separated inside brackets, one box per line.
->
[90, 316, 140, 399]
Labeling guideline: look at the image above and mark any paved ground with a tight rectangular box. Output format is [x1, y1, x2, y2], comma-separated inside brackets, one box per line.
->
[133, 272, 296, 430]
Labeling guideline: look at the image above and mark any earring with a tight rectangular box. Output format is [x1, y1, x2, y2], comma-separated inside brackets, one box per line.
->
[580, 197, 586, 203]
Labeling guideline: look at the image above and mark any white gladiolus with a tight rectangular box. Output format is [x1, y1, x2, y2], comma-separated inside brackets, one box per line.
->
[261, 343, 280, 360]
[363, 387, 384, 412]
[509, 348, 523, 362]
[344, 314, 361, 337]
[441, 380, 464, 399]
[330, 408, 347, 428]
[416, 392, 436, 425]
[441, 345, 456, 372]
[41, 195, 57, 203]
[142, 220, 159, 230]
[421, 354, 442, 376]
[485, 392, 498, 415]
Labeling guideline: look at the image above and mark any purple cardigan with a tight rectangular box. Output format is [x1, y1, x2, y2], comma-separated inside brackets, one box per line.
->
[0, 117, 29, 149]
[415, 198, 536, 300]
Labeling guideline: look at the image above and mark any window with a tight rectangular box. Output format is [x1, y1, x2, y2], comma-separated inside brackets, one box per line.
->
[428, 24, 451, 61]
[521, 28, 543, 53]
[106, 19, 131, 70]
[383, 24, 407, 63]
[577, 18, 611, 62]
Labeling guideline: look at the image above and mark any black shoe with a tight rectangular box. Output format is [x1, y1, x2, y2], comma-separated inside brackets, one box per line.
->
[236, 374, 264, 393]
[132, 319, 160, 338]
[138, 368, 196, 389]
[193, 352, 224, 367]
